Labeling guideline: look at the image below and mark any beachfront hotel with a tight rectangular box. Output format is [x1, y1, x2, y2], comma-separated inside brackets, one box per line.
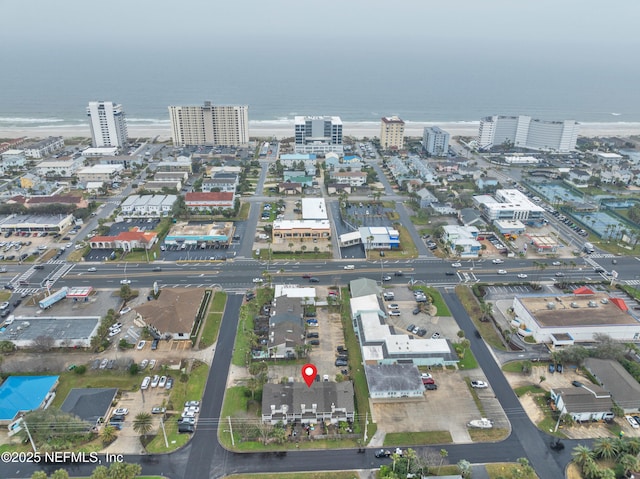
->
[478, 115, 579, 153]
[294, 116, 343, 154]
[379, 116, 405, 150]
[422, 126, 450, 157]
[86, 101, 128, 148]
[168, 101, 249, 147]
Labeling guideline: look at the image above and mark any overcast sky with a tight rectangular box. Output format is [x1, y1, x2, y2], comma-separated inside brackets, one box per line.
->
[2, 0, 639, 54]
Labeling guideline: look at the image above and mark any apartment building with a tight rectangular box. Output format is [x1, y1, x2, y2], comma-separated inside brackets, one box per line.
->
[379, 116, 405, 150]
[86, 101, 128, 148]
[422, 126, 450, 157]
[478, 115, 579, 152]
[294, 116, 343, 154]
[168, 101, 249, 147]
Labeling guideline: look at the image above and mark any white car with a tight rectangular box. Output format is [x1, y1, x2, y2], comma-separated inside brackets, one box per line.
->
[120, 279, 131, 285]
[517, 274, 528, 279]
[252, 278, 263, 283]
[109, 322, 122, 332]
[451, 263, 461, 268]
[120, 307, 132, 315]
[149, 359, 157, 370]
[388, 304, 400, 309]
[140, 359, 149, 369]
[113, 408, 129, 416]
[87, 267, 97, 272]
[158, 376, 167, 388]
[151, 375, 160, 388]
[471, 380, 488, 389]
[431, 332, 441, 339]
[389, 310, 401, 316]
[343, 265, 355, 270]
[108, 328, 121, 337]
[182, 410, 196, 419]
[492, 259, 504, 264]
[141, 376, 151, 390]
[137, 340, 146, 350]
[626, 415, 639, 429]
[497, 270, 507, 275]
[552, 261, 562, 266]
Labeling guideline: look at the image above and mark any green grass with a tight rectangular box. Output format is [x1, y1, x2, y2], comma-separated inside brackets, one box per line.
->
[455, 285, 506, 350]
[51, 370, 143, 409]
[456, 345, 478, 370]
[412, 287, 451, 316]
[167, 361, 209, 412]
[0, 290, 11, 302]
[502, 361, 527, 373]
[468, 428, 509, 442]
[377, 225, 417, 259]
[199, 291, 227, 348]
[383, 430, 453, 446]
[145, 413, 192, 453]
[485, 463, 539, 479]
[514, 384, 545, 397]
[339, 287, 377, 442]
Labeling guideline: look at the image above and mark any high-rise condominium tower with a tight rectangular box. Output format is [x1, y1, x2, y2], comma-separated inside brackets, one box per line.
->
[380, 116, 405, 150]
[168, 101, 249, 147]
[86, 101, 128, 148]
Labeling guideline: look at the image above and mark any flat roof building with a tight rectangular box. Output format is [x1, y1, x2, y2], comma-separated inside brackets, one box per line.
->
[422, 126, 450, 157]
[473, 189, 545, 222]
[0, 316, 100, 348]
[301, 198, 328, 220]
[478, 115, 579, 152]
[380, 116, 405, 150]
[76, 164, 124, 183]
[23, 137, 64, 159]
[0, 376, 59, 424]
[164, 222, 233, 245]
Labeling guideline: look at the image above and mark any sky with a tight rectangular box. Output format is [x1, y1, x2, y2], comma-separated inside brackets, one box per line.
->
[2, 0, 639, 55]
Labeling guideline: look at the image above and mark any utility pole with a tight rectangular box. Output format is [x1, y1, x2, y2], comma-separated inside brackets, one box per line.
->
[22, 419, 38, 453]
[227, 416, 235, 446]
[363, 412, 368, 444]
[160, 416, 168, 448]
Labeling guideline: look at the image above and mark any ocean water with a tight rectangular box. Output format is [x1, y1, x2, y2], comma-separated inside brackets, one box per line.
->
[1, 43, 639, 130]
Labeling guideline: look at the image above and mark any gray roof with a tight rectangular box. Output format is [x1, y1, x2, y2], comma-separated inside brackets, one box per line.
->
[60, 388, 118, 425]
[273, 296, 303, 319]
[551, 385, 613, 413]
[262, 381, 354, 417]
[459, 208, 484, 226]
[269, 320, 304, 350]
[0, 316, 100, 342]
[349, 278, 381, 298]
[584, 358, 640, 411]
[364, 364, 423, 393]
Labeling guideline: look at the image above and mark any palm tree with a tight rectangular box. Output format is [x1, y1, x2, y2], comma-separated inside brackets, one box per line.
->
[624, 436, 640, 455]
[571, 444, 594, 467]
[133, 412, 153, 437]
[438, 448, 448, 474]
[101, 425, 118, 446]
[593, 437, 618, 460]
[404, 448, 417, 475]
[618, 453, 640, 477]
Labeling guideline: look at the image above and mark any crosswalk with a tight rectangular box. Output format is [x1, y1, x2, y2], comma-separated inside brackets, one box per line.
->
[46, 259, 67, 265]
[589, 253, 616, 259]
[626, 280, 640, 286]
[14, 287, 41, 295]
[47, 264, 75, 283]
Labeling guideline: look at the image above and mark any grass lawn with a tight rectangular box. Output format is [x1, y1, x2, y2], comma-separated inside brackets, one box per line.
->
[513, 384, 545, 397]
[468, 428, 509, 442]
[412, 287, 451, 316]
[51, 370, 143, 409]
[199, 291, 227, 348]
[167, 361, 209, 412]
[145, 413, 191, 453]
[383, 430, 452, 446]
[226, 473, 361, 479]
[457, 346, 478, 370]
[379, 225, 417, 259]
[0, 291, 11, 302]
[455, 285, 505, 350]
[485, 463, 539, 478]
[502, 361, 527, 373]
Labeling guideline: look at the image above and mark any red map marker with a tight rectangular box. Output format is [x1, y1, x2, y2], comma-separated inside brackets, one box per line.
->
[301, 363, 317, 387]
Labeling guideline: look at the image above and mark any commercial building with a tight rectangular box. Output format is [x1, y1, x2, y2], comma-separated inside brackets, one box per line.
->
[473, 189, 545, 222]
[584, 358, 640, 413]
[90, 229, 158, 251]
[550, 385, 614, 422]
[422, 126, 450, 157]
[261, 381, 355, 425]
[379, 116, 405, 150]
[272, 220, 331, 243]
[164, 222, 233, 246]
[478, 115, 579, 152]
[23, 137, 64, 158]
[329, 170, 367, 186]
[358, 226, 400, 251]
[0, 214, 74, 233]
[156, 157, 192, 173]
[61, 388, 119, 428]
[442, 225, 481, 258]
[0, 315, 101, 348]
[120, 194, 177, 217]
[184, 192, 235, 212]
[133, 288, 205, 340]
[294, 116, 343, 154]
[301, 198, 328, 220]
[0, 376, 59, 424]
[81, 147, 118, 157]
[86, 101, 128, 148]
[168, 101, 249, 147]
[76, 164, 124, 183]
[511, 290, 640, 345]
[365, 364, 425, 399]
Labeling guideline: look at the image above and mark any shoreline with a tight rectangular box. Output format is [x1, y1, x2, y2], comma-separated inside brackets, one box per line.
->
[2, 121, 640, 142]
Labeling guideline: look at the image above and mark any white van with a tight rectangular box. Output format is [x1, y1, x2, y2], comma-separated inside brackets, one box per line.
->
[344, 265, 355, 270]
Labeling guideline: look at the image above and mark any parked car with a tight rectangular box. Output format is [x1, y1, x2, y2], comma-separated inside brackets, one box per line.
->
[141, 376, 151, 390]
[389, 310, 401, 316]
[424, 383, 438, 390]
[492, 259, 504, 264]
[308, 339, 320, 346]
[626, 415, 639, 429]
[252, 278, 264, 283]
[137, 340, 146, 350]
[113, 408, 129, 416]
[471, 380, 488, 389]
[151, 407, 166, 414]
[431, 332, 441, 339]
[120, 307, 131, 315]
[307, 332, 319, 338]
[375, 449, 391, 458]
[335, 358, 348, 367]
[548, 363, 555, 373]
[451, 262, 461, 268]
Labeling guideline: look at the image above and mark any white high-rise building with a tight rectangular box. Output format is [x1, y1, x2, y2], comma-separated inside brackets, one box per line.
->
[478, 115, 579, 152]
[168, 101, 249, 147]
[86, 101, 128, 148]
[380, 116, 405, 150]
[422, 126, 450, 157]
[294, 116, 343, 154]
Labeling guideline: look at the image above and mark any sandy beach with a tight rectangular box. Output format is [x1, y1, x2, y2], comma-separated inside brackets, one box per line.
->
[2, 121, 640, 143]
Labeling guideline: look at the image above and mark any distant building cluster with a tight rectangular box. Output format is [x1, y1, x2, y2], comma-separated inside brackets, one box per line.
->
[478, 115, 579, 152]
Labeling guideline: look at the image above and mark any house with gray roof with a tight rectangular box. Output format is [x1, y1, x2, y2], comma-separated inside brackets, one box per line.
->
[60, 388, 118, 427]
[267, 296, 304, 359]
[584, 358, 640, 413]
[349, 278, 381, 298]
[416, 188, 438, 208]
[261, 381, 355, 425]
[550, 384, 614, 422]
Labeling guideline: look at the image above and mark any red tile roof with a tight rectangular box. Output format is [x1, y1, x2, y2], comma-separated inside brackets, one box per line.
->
[185, 192, 234, 201]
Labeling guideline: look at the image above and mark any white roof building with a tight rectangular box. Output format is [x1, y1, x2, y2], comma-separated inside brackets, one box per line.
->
[301, 198, 328, 220]
[473, 188, 545, 221]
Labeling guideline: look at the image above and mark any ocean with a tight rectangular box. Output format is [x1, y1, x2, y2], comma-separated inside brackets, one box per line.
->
[1, 43, 640, 131]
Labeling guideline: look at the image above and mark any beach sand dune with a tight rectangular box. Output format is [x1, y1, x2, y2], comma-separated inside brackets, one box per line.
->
[2, 121, 640, 142]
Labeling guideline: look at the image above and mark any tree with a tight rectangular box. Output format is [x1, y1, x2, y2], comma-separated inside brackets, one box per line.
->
[438, 448, 449, 474]
[119, 284, 133, 300]
[593, 437, 618, 460]
[101, 424, 118, 446]
[50, 470, 70, 479]
[90, 463, 141, 479]
[404, 448, 417, 475]
[31, 473, 49, 479]
[31, 335, 55, 352]
[480, 301, 493, 322]
[618, 453, 640, 477]
[132, 412, 153, 437]
[539, 375, 546, 384]
[457, 459, 472, 478]
[0, 340, 16, 353]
